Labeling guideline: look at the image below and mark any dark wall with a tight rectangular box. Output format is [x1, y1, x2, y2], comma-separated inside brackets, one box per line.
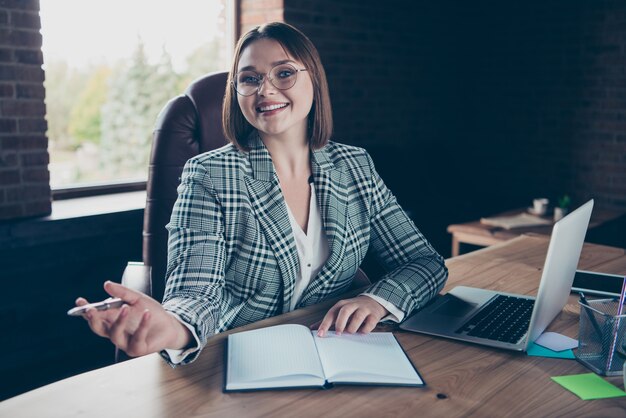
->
[0, 210, 143, 400]
[461, 2, 626, 210]
[284, 1, 626, 257]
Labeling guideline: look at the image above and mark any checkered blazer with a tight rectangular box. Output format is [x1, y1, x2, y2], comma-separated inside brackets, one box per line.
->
[162, 136, 448, 362]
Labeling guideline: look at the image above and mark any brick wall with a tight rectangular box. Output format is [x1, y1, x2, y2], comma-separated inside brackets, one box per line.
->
[284, 1, 432, 150]
[278, 1, 471, 255]
[0, 0, 50, 220]
[239, 0, 284, 36]
[460, 2, 626, 212]
[278, 1, 626, 217]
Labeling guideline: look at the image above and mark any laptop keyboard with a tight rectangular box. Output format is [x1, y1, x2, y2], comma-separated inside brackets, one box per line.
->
[454, 294, 535, 344]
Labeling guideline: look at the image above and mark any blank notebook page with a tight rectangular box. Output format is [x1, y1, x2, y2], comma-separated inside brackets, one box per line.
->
[313, 332, 421, 383]
[228, 324, 325, 383]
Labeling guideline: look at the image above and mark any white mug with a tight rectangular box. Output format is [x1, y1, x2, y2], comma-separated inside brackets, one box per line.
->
[533, 198, 549, 215]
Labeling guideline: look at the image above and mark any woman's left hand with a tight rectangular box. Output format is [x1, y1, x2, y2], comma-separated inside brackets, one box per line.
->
[314, 295, 389, 337]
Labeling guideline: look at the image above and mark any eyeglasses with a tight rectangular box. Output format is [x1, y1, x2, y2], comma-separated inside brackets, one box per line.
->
[233, 63, 308, 96]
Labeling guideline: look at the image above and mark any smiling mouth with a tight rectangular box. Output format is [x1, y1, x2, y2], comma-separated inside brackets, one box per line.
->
[256, 103, 289, 113]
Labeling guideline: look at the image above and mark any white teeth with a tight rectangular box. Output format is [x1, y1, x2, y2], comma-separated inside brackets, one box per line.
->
[258, 103, 288, 112]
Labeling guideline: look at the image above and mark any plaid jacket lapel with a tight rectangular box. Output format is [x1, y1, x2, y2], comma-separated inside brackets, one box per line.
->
[244, 138, 299, 313]
[298, 146, 349, 305]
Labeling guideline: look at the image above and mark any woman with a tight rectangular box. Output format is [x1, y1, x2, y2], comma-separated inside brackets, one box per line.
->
[76, 22, 448, 365]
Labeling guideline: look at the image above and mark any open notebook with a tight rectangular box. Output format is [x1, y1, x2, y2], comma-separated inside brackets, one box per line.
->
[224, 324, 424, 392]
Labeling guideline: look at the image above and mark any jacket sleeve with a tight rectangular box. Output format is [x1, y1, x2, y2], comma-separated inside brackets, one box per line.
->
[160, 157, 226, 365]
[361, 152, 448, 317]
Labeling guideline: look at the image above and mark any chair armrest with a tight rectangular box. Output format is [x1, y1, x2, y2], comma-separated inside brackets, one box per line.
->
[121, 262, 152, 297]
[115, 262, 152, 363]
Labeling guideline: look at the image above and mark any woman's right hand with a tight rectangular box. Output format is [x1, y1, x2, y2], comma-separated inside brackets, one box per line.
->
[75, 281, 192, 357]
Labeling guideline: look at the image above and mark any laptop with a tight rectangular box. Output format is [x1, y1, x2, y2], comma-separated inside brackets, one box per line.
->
[400, 199, 594, 351]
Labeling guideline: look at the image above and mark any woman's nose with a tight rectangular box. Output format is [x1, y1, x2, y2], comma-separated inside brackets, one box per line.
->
[257, 76, 277, 96]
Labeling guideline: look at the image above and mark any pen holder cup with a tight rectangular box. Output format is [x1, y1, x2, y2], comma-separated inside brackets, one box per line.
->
[576, 299, 626, 376]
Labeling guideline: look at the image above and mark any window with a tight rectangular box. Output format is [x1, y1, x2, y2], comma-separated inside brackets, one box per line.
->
[40, 0, 234, 191]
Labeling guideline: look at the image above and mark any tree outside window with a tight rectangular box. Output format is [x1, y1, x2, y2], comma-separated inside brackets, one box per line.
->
[40, 0, 232, 188]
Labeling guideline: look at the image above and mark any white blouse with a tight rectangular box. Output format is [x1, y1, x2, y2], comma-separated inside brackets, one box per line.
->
[285, 183, 403, 320]
[284, 183, 330, 311]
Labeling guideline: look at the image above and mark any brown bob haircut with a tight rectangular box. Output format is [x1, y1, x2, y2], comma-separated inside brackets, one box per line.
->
[222, 22, 333, 151]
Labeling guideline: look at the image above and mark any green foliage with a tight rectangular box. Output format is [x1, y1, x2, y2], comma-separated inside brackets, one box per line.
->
[46, 37, 226, 185]
[67, 66, 111, 148]
[44, 60, 90, 149]
[558, 194, 571, 209]
[100, 39, 180, 179]
[177, 39, 225, 91]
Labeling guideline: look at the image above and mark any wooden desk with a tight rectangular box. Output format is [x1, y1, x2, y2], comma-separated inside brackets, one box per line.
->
[2, 235, 626, 417]
[447, 207, 623, 257]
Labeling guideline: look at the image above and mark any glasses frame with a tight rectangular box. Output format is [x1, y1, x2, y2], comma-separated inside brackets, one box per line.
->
[232, 63, 308, 96]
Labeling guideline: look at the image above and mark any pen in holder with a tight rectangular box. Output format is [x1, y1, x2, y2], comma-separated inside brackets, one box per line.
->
[576, 298, 626, 376]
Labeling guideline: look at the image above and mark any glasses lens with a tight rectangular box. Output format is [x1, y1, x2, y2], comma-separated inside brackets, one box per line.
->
[269, 64, 298, 90]
[235, 71, 261, 96]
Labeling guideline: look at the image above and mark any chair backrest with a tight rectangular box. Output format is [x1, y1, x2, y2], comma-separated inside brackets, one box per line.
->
[144, 71, 229, 302]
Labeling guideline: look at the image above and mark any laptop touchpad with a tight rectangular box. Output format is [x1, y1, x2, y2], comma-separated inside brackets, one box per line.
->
[431, 295, 477, 317]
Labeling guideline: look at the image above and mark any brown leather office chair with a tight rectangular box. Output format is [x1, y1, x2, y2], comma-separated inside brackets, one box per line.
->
[118, 70, 370, 360]
[123, 71, 231, 303]
[116, 71, 230, 362]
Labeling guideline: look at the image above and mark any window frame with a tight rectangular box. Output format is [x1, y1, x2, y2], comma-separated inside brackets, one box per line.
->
[52, 180, 147, 200]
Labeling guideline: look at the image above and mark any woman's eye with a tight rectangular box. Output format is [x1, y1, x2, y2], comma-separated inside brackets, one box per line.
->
[240, 75, 260, 85]
[277, 70, 294, 79]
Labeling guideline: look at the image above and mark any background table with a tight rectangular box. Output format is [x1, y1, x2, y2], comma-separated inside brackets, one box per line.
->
[2, 235, 626, 417]
[446, 207, 623, 257]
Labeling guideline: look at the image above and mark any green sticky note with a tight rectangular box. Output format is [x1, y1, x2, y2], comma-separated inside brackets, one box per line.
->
[551, 373, 626, 400]
[527, 342, 575, 359]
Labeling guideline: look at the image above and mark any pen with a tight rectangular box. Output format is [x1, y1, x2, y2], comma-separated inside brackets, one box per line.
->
[578, 292, 603, 339]
[67, 297, 124, 317]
